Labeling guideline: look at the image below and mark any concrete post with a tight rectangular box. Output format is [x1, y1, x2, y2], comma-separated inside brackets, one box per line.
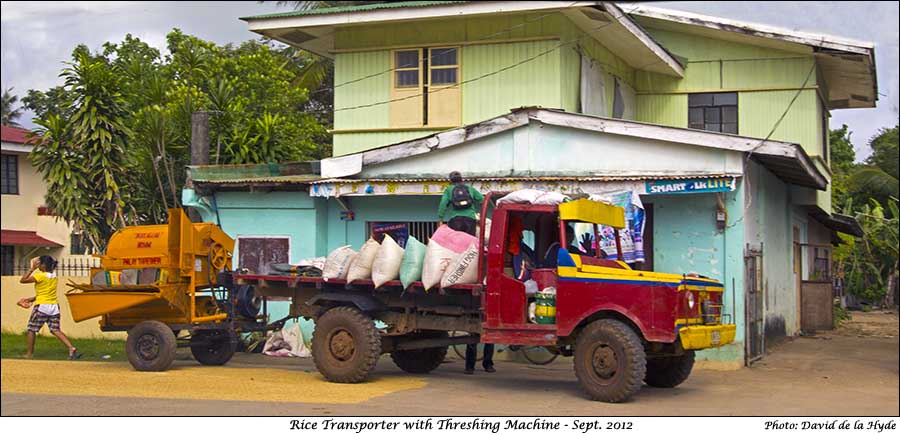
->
[186, 111, 210, 222]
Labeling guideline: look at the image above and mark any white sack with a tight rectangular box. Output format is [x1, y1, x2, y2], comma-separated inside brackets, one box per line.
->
[347, 238, 380, 282]
[440, 243, 480, 288]
[323, 246, 357, 281]
[372, 234, 404, 287]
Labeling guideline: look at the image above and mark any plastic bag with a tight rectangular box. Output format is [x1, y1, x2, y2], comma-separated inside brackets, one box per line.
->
[399, 236, 426, 289]
[372, 234, 404, 287]
[347, 238, 380, 282]
[263, 322, 310, 358]
[422, 225, 477, 290]
[323, 246, 357, 281]
[440, 243, 480, 288]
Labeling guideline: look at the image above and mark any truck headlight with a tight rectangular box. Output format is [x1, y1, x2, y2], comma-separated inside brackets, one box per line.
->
[687, 291, 696, 310]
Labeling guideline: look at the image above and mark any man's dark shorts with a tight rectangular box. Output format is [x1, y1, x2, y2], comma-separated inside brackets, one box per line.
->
[27, 307, 61, 333]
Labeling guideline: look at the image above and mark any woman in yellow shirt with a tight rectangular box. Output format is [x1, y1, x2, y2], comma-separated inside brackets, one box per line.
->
[18, 255, 79, 359]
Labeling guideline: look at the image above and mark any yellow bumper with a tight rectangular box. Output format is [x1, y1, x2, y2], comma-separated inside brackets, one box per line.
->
[678, 324, 736, 350]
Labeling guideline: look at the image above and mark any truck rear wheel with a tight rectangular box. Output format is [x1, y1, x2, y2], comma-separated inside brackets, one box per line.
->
[190, 329, 237, 366]
[574, 319, 646, 403]
[312, 306, 382, 383]
[390, 331, 449, 374]
[645, 351, 695, 388]
[126, 320, 177, 372]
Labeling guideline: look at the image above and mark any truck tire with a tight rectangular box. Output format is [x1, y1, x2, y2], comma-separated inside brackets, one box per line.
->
[190, 329, 237, 366]
[390, 331, 449, 374]
[312, 306, 382, 383]
[574, 318, 646, 403]
[645, 351, 695, 388]
[126, 320, 177, 372]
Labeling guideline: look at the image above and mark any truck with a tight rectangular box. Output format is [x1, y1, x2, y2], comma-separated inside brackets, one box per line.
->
[66, 192, 735, 403]
[234, 192, 736, 402]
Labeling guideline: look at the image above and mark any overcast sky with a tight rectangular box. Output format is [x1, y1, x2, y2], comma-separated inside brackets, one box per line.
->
[2, 1, 897, 160]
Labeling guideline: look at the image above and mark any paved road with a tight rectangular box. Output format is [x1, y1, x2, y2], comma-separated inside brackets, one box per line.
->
[2, 313, 898, 416]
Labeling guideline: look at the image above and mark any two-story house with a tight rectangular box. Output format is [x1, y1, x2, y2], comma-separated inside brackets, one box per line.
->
[1, 125, 83, 276]
[183, 1, 875, 366]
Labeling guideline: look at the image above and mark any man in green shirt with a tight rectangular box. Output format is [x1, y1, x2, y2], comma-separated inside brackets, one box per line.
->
[438, 171, 484, 236]
[437, 171, 493, 374]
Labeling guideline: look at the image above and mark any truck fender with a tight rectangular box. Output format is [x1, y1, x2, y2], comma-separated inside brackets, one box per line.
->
[565, 303, 669, 343]
[306, 292, 386, 313]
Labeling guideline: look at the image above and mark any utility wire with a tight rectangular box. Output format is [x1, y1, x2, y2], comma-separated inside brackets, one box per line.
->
[307, 2, 580, 96]
[326, 4, 641, 114]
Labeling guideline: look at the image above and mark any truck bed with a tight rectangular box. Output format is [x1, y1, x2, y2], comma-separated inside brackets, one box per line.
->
[233, 274, 484, 295]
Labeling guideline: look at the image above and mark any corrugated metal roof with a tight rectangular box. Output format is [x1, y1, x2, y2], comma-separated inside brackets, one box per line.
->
[194, 174, 324, 185]
[242, 1, 466, 21]
[308, 174, 739, 184]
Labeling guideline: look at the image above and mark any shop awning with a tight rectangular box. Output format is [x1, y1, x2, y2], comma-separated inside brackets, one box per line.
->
[804, 206, 864, 237]
[0, 230, 63, 247]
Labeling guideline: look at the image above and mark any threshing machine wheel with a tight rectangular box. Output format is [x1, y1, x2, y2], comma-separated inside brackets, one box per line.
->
[190, 329, 238, 366]
[126, 320, 177, 372]
[644, 350, 695, 388]
[311, 306, 382, 383]
[209, 243, 230, 271]
[389, 331, 449, 374]
[574, 318, 646, 403]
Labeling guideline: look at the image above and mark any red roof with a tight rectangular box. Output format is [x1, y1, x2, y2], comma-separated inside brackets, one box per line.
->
[1, 125, 40, 144]
[0, 230, 63, 247]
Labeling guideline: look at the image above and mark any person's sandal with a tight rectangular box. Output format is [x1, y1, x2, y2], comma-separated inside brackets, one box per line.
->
[68, 349, 82, 360]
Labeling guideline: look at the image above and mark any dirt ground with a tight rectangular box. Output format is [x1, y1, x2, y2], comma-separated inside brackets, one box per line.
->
[2, 311, 897, 416]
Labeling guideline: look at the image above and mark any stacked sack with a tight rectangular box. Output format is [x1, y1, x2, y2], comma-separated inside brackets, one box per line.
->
[422, 225, 479, 290]
[320, 224, 482, 290]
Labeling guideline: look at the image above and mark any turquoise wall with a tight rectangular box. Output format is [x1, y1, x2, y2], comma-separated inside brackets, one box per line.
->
[323, 195, 442, 251]
[744, 161, 800, 338]
[646, 184, 745, 363]
[215, 191, 320, 262]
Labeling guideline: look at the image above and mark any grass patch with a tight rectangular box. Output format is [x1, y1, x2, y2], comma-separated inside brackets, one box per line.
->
[1, 332, 126, 361]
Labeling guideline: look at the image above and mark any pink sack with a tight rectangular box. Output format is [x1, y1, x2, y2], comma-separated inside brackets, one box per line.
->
[430, 224, 477, 253]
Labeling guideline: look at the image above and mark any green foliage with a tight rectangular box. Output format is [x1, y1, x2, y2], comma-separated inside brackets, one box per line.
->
[31, 49, 133, 251]
[1, 87, 24, 127]
[28, 30, 330, 251]
[832, 304, 851, 328]
[844, 126, 899, 209]
[829, 124, 856, 210]
[834, 199, 899, 302]
[866, 126, 899, 180]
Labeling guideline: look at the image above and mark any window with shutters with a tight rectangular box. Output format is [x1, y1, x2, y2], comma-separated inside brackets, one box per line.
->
[688, 92, 738, 134]
[390, 47, 460, 128]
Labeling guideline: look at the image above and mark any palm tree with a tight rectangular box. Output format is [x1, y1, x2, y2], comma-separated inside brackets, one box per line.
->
[1, 87, 25, 127]
[847, 126, 900, 207]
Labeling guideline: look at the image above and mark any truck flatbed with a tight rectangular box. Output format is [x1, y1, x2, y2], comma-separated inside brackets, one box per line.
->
[233, 274, 484, 295]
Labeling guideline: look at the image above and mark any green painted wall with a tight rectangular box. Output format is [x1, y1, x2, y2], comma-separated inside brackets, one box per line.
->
[738, 89, 824, 160]
[333, 12, 566, 51]
[635, 94, 687, 128]
[647, 184, 745, 362]
[333, 129, 445, 156]
[330, 12, 639, 155]
[333, 50, 391, 132]
[558, 22, 636, 115]
[461, 39, 561, 122]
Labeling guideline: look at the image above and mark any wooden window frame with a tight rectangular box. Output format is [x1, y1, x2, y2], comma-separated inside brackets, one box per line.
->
[1, 154, 19, 195]
[428, 46, 459, 87]
[393, 49, 422, 89]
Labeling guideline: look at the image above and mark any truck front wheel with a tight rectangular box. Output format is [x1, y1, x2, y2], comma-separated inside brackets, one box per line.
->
[390, 331, 449, 374]
[126, 320, 177, 372]
[574, 319, 646, 403]
[645, 351, 695, 388]
[312, 306, 382, 383]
